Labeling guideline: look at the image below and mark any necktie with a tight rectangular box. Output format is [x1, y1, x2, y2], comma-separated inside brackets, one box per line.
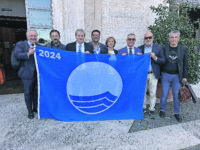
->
[78, 44, 82, 52]
[129, 48, 133, 54]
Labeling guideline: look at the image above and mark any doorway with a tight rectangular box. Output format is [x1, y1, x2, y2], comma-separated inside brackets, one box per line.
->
[0, 16, 26, 94]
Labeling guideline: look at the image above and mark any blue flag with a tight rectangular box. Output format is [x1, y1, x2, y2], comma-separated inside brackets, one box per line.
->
[35, 46, 150, 121]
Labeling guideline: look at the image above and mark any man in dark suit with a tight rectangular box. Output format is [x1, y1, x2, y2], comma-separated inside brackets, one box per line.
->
[66, 29, 93, 54]
[45, 29, 65, 50]
[88, 29, 108, 54]
[14, 30, 38, 119]
[138, 31, 165, 115]
[160, 30, 188, 122]
[118, 33, 142, 55]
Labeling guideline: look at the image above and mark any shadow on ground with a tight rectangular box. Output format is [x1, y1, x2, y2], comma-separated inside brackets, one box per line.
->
[0, 67, 24, 95]
[129, 100, 200, 133]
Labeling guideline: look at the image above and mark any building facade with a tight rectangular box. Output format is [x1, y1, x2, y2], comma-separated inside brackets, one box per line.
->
[25, 0, 165, 48]
[1, 0, 200, 68]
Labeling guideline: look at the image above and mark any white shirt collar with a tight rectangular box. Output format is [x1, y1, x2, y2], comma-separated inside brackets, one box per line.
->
[28, 41, 35, 47]
[127, 46, 135, 54]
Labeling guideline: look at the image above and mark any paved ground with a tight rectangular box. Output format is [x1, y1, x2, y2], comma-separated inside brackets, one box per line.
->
[0, 83, 200, 150]
[129, 100, 200, 150]
[130, 100, 200, 132]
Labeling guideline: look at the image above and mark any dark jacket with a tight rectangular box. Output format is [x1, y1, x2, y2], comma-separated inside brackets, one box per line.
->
[162, 44, 188, 83]
[14, 40, 36, 79]
[88, 42, 108, 54]
[45, 41, 66, 50]
[65, 42, 94, 53]
[114, 49, 118, 54]
[118, 46, 142, 55]
[138, 43, 165, 79]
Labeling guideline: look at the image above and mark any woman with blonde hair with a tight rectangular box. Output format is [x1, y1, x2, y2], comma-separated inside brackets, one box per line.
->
[105, 37, 118, 55]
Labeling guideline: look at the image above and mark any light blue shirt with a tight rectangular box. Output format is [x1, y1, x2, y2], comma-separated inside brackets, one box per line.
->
[144, 44, 153, 72]
[94, 45, 101, 54]
[76, 42, 85, 53]
[27, 41, 36, 47]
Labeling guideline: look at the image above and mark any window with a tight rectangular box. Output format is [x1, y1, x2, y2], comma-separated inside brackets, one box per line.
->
[27, 0, 52, 40]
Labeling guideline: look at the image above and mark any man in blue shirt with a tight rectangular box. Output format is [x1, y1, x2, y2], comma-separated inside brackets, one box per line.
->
[88, 29, 108, 54]
[138, 31, 165, 115]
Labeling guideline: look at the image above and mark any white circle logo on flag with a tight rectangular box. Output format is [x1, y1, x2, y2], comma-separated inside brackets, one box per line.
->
[66, 62, 123, 114]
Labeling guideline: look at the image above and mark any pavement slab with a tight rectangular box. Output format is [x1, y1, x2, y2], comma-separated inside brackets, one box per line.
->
[1, 93, 200, 150]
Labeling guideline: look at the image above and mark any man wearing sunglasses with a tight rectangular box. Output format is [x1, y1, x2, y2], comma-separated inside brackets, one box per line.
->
[88, 29, 108, 54]
[138, 31, 165, 116]
[118, 33, 142, 55]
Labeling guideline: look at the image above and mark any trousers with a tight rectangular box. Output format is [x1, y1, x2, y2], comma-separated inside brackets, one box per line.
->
[143, 73, 158, 111]
[22, 74, 38, 111]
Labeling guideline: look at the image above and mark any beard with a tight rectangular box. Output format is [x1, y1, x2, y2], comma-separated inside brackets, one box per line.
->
[53, 39, 59, 44]
[145, 42, 152, 46]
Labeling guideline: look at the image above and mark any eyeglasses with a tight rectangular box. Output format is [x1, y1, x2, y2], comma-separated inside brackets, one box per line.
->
[92, 34, 100, 37]
[127, 38, 136, 41]
[144, 36, 153, 40]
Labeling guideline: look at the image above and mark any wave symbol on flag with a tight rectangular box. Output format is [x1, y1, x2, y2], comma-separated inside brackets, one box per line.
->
[66, 62, 123, 115]
[69, 91, 118, 114]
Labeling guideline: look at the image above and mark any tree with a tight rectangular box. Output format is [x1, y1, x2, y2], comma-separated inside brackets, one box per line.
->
[148, 0, 200, 84]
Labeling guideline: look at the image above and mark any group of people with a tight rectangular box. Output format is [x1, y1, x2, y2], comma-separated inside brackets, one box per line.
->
[14, 28, 188, 123]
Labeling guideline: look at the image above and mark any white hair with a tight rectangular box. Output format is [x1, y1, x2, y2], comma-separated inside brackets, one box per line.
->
[169, 30, 180, 37]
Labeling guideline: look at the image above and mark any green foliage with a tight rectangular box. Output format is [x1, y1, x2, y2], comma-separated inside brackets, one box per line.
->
[148, 0, 200, 84]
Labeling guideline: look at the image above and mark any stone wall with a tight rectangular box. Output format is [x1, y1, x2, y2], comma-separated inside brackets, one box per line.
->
[52, 0, 165, 49]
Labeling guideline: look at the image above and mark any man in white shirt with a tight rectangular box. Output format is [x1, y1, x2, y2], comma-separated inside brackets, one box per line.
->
[118, 33, 142, 55]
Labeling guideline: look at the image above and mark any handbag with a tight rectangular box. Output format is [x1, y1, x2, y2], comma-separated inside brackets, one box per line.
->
[179, 81, 191, 103]
[185, 82, 198, 103]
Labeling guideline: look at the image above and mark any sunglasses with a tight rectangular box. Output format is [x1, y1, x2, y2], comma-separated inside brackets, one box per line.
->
[127, 38, 136, 41]
[144, 36, 153, 40]
[92, 34, 100, 37]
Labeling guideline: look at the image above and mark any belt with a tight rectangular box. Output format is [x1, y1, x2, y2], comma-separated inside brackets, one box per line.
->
[148, 71, 153, 74]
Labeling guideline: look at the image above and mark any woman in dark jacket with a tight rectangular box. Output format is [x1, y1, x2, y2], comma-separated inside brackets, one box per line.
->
[105, 37, 118, 55]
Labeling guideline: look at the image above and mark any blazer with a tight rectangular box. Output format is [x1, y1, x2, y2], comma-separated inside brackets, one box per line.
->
[118, 46, 142, 55]
[114, 49, 118, 55]
[88, 42, 108, 54]
[65, 41, 94, 53]
[138, 43, 165, 79]
[162, 44, 188, 83]
[15, 40, 36, 79]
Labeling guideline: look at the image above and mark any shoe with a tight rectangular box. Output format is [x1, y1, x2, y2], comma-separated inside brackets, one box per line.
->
[28, 110, 34, 119]
[159, 111, 165, 118]
[149, 111, 155, 115]
[32, 107, 38, 113]
[174, 114, 182, 123]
